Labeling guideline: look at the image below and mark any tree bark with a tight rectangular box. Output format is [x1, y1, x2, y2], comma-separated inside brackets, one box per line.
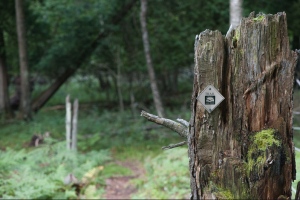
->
[189, 12, 297, 199]
[141, 12, 298, 199]
[15, 0, 31, 120]
[230, 0, 243, 28]
[140, 0, 165, 117]
[31, 0, 138, 112]
[0, 29, 13, 119]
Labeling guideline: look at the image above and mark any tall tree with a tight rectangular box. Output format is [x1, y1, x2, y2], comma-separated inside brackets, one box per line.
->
[140, 0, 165, 117]
[230, 0, 243, 27]
[15, 0, 31, 120]
[0, 29, 13, 119]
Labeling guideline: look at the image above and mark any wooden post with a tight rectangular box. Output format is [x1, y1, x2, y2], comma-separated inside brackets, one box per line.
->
[141, 12, 299, 199]
[71, 99, 78, 151]
[66, 94, 71, 150]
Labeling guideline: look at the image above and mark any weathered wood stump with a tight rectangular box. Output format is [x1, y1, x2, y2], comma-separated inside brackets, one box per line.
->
[141, 12, 299, 199]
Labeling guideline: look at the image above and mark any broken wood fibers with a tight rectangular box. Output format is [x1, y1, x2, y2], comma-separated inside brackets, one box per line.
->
[189, 12, 298, 199]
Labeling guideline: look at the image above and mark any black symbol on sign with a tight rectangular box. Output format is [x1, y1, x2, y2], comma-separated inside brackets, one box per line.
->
[205, 96, 215, 105]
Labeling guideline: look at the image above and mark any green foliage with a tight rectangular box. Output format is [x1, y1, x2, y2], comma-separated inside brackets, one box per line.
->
[0, 139, 111, 199]
[131, 148, 189, 199]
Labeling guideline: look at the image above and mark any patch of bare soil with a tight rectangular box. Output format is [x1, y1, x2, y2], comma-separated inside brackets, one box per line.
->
[103, 160, 145, 199]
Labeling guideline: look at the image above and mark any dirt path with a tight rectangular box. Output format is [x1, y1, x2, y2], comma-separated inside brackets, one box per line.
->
[102, 160, 146, 199]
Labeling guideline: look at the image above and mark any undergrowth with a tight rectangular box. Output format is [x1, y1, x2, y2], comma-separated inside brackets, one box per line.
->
[0, 138, 112, 199]
[131, 147, 190, 199]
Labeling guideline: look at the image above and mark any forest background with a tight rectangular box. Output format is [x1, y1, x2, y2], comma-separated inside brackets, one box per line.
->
[1, 0, 300, 199]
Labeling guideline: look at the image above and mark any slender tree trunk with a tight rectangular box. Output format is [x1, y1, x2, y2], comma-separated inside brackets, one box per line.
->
[97, 73, 110, 102]
[116, 46, 124, 113]
[230, 0, 243, 28]
[140, 0, 165, 117]
[71, 99, 78, 151]
[15, 0, 31, 120]
[129, 75, 136, 117]
[141, 12, 298, 199]
[0, 30, 13, 119]
[66, 94, 71, 150]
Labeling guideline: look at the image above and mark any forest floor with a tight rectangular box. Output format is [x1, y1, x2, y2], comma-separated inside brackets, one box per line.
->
[103, 159, 145, 199]
[2, 80, 300, 199]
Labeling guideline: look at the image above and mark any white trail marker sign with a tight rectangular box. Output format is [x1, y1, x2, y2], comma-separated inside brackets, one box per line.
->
[196, 84, 224, 113]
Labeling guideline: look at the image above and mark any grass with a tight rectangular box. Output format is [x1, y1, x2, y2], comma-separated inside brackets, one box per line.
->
[131, 147, 190, 199]
[102, 163, 133, 177]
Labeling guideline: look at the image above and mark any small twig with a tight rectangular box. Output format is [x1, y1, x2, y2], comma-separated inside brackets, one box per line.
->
[176, 118, 189, 128]
[162, 141, 187, 150]
[140, 111, 188, 138]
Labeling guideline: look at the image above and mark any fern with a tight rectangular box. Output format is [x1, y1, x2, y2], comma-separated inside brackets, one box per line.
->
[0, 139, 111, 199]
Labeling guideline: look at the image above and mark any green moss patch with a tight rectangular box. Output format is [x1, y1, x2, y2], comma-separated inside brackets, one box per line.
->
[232, 27, 240, 48]
[246, 129, 280, 176]
[209, 182, 234, 200]
[253, 15, 265, 22]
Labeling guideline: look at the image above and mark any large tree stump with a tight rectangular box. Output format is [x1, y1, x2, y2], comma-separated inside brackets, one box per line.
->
[141, 12, 299, 199]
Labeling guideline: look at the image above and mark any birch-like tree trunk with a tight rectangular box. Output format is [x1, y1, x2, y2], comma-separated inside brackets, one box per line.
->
[230, 0, 243, 28]
[66, 95, 72, 150]
[141, 12, 298, 199]
[71, 99, 78, 151]
[140, 0, 165, 117]
[0, 29, 13, 119]
[15, 0, 31, 120]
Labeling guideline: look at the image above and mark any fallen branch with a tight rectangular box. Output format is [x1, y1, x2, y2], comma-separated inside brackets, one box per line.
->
[162, 141, 187, 150]
[140, 110, 188, 138]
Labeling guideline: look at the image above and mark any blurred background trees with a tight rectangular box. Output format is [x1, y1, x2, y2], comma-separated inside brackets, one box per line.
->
[0, 0, 298, 118]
